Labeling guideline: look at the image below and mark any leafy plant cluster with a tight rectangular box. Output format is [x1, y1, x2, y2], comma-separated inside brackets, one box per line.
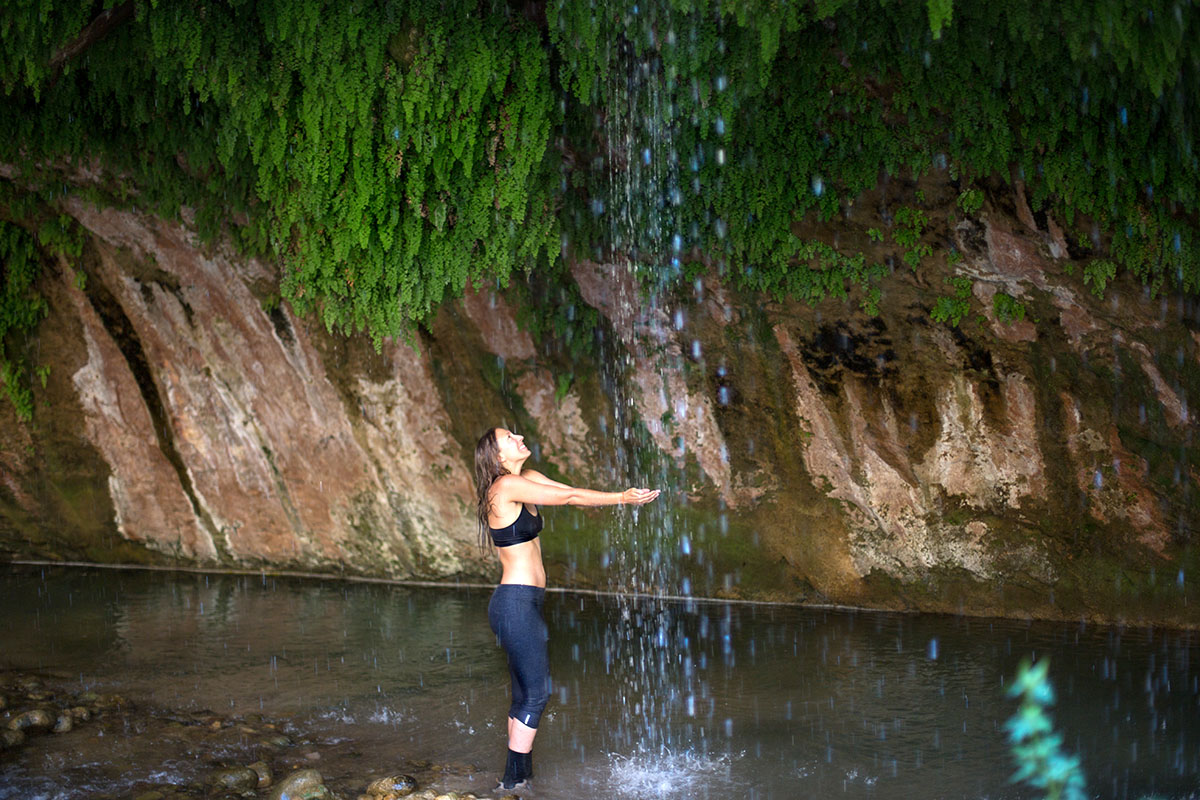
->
[993, 291, 1026, 324]
[0, 220, 49, 421]
[930, 275, 973, 326]
[1006, 658, 1088, 800]
[2, 0, 558, 343]
[0, 0, 1197, 344]
[550, 0, 1200, 320]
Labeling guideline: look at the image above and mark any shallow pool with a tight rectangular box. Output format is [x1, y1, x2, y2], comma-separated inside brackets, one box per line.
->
[1, 565, 1197, 799]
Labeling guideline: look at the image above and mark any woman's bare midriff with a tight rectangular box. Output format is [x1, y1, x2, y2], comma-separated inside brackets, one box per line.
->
[496, 538, 546, 588]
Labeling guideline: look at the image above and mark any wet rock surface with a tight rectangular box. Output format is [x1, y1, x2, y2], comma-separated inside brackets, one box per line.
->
[0, 670, 510, 800]
[1, 175, 1198, 626]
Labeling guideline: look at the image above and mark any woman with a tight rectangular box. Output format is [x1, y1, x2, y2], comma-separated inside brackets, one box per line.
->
[475, 427, 659, 790]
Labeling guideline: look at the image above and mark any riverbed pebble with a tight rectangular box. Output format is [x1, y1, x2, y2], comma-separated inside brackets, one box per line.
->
[248, 760, 272, 788]
[266, 768, 332, 800]
[7, 708, 54, 733]
[259, 733, 292, 748]
[364, 773, 418, 798]
[52, 712, 73, 733]
[1, 728, 25, 748]
[70, 705, 91, 721]
[208, 765, 261, 795]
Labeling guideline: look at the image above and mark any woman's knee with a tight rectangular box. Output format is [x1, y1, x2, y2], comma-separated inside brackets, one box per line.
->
[510, 682, 549, 729]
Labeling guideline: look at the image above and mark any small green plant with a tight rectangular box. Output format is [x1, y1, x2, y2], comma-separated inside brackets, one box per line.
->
[893, 206, 931, 268]
[35, 364, 50, 388]
[993, 292, 1026, 324]
[1006, 658, 1087, 800]
[956, 187, 984, 216]
[867, 227, 884, 243]
[554, 372, 573, 403]
[930, 276, 972, 326]
[1083, 259, 1117, 298]
[1, 221, 48, 422]
[859, 285, 882, 316]
[36, 215, 84, 260]
[0, 359, 34, 422]
[946, 248, 963, 266]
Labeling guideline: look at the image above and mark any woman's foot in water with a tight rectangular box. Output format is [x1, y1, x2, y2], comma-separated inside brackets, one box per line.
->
[497, 748, 533, 790]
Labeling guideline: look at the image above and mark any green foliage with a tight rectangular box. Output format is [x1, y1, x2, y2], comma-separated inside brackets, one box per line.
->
[37, 214, 83, 260]
[956, 187, 984, 216]
[1006, 658, 1088, 800]
[930, 275, 972, 326]
[554, 372, 573, 403]
[867, 227, 884, 243]
[893, 207, 932, 269]
[927, 0, 954, 40]
[0, 220, 48, 421]
[3, 0, 559, 343]
[737, 238, 886, 315]
[1083, 259, 1118, 298]
[993, 291, 1026, 324]
[2, 0, 1199, 341]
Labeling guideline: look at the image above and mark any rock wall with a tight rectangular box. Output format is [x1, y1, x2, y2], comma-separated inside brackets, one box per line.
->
[1, 183, 1197, 625]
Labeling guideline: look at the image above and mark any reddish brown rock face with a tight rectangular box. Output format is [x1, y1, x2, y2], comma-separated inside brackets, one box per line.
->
[1, 188, 1195, 626]
[20, 200, 481, 576]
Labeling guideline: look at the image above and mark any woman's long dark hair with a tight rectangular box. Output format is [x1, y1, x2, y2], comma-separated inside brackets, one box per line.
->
[474, 428, 507, 550]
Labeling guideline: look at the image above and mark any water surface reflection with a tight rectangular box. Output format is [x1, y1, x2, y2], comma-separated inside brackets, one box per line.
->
[1, 566, 1197, 799]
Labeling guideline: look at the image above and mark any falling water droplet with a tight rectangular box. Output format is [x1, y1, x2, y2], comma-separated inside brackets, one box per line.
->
[716, 148, 726, 166]
[642, 148, 652, 165]
[811, 175, 824, 196]
[715, 116, 725, 135]
[715, 74, 727, 92]
[1093, 470, 1104, 489]
[927, 638, 939, 660]
[673, 309, 685, 330]
[1119, 107, 1128, 126]
[691, 340, 702, 359]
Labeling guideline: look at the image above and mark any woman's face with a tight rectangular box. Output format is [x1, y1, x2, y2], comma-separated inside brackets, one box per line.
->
[495, 428, 529, 468]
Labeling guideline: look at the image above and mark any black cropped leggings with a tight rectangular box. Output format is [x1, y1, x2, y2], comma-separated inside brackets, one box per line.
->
[488, 584, 549, 729]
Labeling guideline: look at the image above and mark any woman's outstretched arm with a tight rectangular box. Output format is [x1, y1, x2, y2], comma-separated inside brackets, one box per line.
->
[494, 473, 659, 508]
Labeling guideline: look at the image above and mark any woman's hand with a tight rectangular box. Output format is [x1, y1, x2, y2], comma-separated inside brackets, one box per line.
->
[620, 488, 661, 505]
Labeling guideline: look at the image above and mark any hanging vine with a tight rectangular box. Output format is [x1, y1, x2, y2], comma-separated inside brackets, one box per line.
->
[0, 0, 1196, 344]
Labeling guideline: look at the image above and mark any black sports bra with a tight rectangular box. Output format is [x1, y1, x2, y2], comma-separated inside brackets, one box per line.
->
[489, 504, 543, 547]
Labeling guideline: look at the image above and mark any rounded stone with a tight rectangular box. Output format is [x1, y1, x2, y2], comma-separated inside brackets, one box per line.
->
[1, 728, 26, 748]
[266, 769, 330, 800]
[16, 676, 42, 692]
[366, 774, 418, 798]
[52, 713, 73, 734]
[0, 694, 8, 711]
[7, 709, 54, 733]
[248, 760, 272, 788]
[70, 706, 92, 722]
[208, 766, 260, 794]
[259, 733, 292, 748]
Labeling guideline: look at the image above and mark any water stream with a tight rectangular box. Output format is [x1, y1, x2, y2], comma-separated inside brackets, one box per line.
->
[3, 565, 1197, 799]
